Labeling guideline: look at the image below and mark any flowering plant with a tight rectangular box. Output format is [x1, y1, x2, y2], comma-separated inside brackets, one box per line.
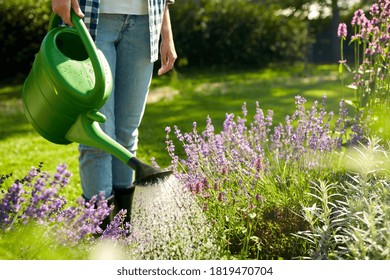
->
[0, 164, 220, 260]
[0, 163, 129, 246]
[166, 96, 365, 259]
[338, 0, 390, 133]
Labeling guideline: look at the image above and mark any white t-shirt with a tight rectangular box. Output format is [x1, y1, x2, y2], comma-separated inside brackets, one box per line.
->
[100, 0, 148, 15]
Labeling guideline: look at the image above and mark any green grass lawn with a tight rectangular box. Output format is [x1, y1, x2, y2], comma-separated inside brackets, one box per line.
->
[0, 64, 354, 200]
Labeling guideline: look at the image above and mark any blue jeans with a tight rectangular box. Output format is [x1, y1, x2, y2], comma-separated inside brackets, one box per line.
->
[79, 14, 154, 199]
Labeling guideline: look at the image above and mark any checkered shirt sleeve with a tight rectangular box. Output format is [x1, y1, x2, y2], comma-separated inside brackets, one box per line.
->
[149, 0, 167, 62]
[79, 0, 100, 40]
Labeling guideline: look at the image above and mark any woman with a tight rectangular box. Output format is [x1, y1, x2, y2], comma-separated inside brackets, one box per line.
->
[51, 0, 177, 223]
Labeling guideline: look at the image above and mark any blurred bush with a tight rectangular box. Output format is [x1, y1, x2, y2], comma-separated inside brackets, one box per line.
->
[0, 0, 311, 78]
[170, 0, 310, 68]
[0, 0, 51, 80]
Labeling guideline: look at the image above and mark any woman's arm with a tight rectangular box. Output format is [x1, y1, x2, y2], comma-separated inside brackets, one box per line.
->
[158, 4, 177, 76]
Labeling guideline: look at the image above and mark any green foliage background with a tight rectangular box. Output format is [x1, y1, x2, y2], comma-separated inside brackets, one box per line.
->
[0, 0, 312, 79]
[0, 0, 51, 79]
[170, 0, 310, 68]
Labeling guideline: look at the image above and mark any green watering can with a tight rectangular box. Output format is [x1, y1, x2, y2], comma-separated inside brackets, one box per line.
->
[22, 12, 171, 185]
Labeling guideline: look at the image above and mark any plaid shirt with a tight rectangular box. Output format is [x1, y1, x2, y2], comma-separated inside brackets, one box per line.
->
[79, 0, 175, 62]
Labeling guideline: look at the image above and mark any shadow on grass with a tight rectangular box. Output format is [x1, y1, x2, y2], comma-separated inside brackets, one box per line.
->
[0, 113, 31, 140]
[0, 83, 31, 140]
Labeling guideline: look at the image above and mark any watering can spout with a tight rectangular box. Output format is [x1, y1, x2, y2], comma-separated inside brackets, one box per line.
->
[65, 110, 172, 185]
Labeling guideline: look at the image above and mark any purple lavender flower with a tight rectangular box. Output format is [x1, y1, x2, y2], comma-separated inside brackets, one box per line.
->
[0, 164, 121, 242]
[384, 1, 390, 16]
[0, 182, 24, 227]
[352, 9, 366, 26]
[254, 194, 261, 202]
[218, 192, 226, 202]
[26, 167, 39, 182]
[102, 210, 130, 240]
[253, 157, 263, 172]
[60, 193, 112, 242]
[370, 3, 380, 15]
[51, 163, 72, 187]
[362, 17, 373, 35]
[337, 23, 347, 38]
[242, 102, 248, 117]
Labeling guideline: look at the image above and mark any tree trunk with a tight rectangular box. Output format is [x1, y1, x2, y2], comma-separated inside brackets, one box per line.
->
[331, 0, 340, 62]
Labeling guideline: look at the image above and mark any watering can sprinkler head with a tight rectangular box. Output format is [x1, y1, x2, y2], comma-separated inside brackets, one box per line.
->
[128, 158, 173, 185]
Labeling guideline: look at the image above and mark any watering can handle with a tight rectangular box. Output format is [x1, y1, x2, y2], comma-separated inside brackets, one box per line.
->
[48, 11, 107, 106]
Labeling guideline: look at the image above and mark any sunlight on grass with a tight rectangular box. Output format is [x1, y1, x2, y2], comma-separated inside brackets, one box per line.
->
[1, 64, 349, 202]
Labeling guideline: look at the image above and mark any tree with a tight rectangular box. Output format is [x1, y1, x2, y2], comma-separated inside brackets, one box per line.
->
[250, 0, 364, 62]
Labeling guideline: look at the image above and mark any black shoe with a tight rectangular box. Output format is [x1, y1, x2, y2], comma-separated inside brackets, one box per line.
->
[113, 185, 136, 224]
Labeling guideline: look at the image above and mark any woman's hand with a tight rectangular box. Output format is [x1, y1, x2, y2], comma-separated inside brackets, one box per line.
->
[52, 0, 84, 26]
[158, 37, 177, 76]
[158, 6, 177, 75]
